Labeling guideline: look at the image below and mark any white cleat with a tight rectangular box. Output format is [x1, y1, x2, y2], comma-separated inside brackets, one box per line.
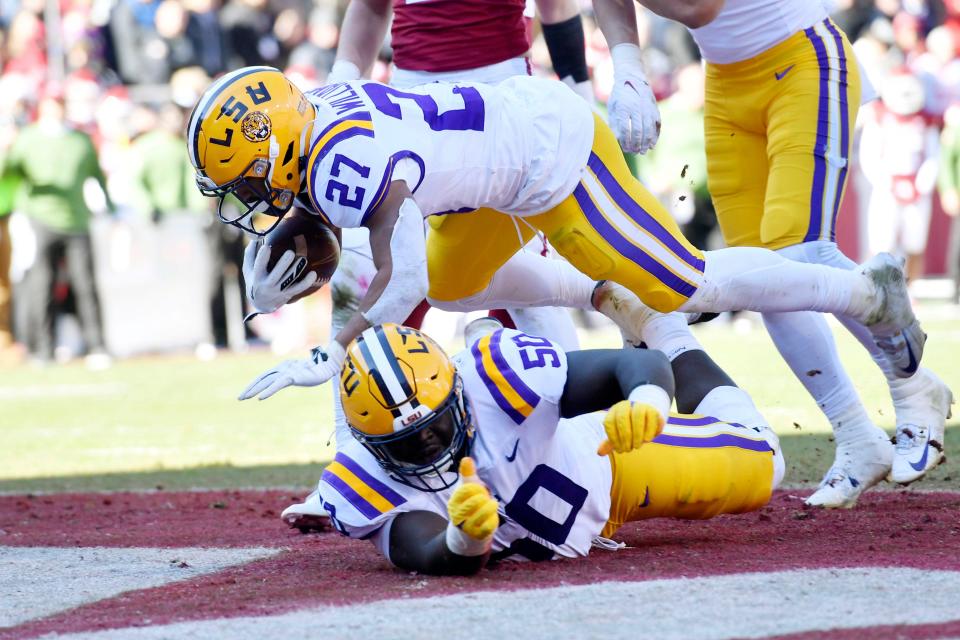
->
[860, 253, 926, 378]
[805, 431, 894, 509]
[889, 369, 953, 485]
[281, 489, 331, 533]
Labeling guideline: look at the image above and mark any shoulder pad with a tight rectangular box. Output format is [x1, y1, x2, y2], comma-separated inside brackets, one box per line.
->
[305, 113, 393, 228]
[465, 328, 568, 424]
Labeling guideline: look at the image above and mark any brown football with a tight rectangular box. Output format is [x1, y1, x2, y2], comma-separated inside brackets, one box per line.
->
[264, 209, 341, 304]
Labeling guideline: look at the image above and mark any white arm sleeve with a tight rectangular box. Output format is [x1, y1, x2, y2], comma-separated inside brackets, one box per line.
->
[361, 198, 428, 326]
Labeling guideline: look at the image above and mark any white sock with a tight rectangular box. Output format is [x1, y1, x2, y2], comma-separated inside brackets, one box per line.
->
[776, 241, 923, 402]
[508, 306, 581, 352]
[429, 251, 596, 312]
[683, 247, 876, 320]
[694, 385, 766, 427]
[642, 311, 704, 362]
[761, 309, 879, 447]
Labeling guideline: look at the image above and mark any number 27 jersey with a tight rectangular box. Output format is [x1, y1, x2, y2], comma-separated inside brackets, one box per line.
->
[300, 77, 593, 229]
[315, 329, 613, 562]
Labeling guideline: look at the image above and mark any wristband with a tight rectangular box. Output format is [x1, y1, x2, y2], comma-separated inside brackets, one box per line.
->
[627, 384, 671, 422]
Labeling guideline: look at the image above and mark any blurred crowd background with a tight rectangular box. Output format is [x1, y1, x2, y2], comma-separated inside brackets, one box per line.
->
[0, 0, 959, 367]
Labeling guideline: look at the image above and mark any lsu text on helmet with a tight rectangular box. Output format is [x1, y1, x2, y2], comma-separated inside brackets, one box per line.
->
[340, 324, 473, 491]
[188, 66, 316, 235]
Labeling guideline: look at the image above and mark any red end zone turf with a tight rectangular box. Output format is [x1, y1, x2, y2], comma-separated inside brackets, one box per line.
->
[1, 489, 959, 639]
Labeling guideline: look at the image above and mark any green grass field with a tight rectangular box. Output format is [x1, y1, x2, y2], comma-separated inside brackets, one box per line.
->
[1, 304, 957, 494]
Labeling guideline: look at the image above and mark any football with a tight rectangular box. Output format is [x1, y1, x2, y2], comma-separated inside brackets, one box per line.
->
[264, 209, 341, 304]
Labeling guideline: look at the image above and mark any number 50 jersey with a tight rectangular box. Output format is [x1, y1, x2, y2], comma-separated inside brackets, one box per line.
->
[301, 77, 594, 229]
[315, 328, 613, 562]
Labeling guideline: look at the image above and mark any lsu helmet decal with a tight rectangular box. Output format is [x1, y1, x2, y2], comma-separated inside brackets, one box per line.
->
[340, 324, 473, 491]
[188, 66, 316, 235]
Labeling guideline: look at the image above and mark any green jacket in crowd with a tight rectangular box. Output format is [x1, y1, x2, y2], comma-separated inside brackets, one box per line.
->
[2, 124, 112, 233]
[132, 129, 207, 217]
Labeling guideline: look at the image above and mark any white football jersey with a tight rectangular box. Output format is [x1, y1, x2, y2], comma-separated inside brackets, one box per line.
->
[300, 77, 593, 229]
[690, 0, 827, 64]
[314, 328, 613, 562]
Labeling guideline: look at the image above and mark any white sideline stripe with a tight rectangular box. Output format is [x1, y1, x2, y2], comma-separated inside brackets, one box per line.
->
[41, 567, 960, 639]
[0, 546, 279, 628]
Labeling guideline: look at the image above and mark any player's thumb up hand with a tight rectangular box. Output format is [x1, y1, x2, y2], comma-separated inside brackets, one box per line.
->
[445, 458, 499, 555]
[598, 400, 666, 456]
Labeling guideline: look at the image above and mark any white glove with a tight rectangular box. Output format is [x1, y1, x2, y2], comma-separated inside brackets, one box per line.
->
[238, 341, 347, 401]
[327, 59, 362, 84]
[607, 43, 661, 154]
[242, 239, 319, 314]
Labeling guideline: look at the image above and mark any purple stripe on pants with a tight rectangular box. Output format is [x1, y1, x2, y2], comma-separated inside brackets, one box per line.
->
[334, 452, 406, 507]
[652, 433, 773, 453]
[667, 415, 747, 429]
[586, 153, 705, 273]
[573, 184, 698, 298]
[824, 19, 851, 242]
[803, 26, 830, 243]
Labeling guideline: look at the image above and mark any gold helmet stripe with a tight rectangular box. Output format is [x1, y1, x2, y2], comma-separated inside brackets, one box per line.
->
[187, 66, 279, 170]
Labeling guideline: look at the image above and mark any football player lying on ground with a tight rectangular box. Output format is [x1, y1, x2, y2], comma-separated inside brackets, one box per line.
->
[314, 316, 783, 575]
[188, 68, 925, 405]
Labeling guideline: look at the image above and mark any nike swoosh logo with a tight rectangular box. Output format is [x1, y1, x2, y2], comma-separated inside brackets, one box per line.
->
[775, 65, 796, 81]
[900, 337, 919, 376]
[505, 439, 519, 463]
[624, 80, 647, 95]
[910, 433, 931, 472]
[640, 486, 650, 508]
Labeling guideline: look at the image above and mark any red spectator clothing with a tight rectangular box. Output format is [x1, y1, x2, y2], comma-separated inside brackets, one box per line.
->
[863, 102, 940, 205]
[391, 0, 530, 72]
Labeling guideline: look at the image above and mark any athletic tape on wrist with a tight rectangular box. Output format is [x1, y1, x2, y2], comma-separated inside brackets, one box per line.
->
[445, 521, 492, 557]
[627, 384, 671, 422]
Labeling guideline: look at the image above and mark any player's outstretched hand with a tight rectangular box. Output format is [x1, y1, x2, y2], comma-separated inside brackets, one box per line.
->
[238, 342, 346, 401]
[446, 458, 499, 553]
[243, 239, 319, 314]
[598, 400, 665, 455]
[608, 43, 661, 154]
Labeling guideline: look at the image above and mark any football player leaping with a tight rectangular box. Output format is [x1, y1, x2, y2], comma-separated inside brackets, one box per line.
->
[593, 0, 953, 505]
[245, 0, 592, 454]
[314, 315, 782, 574]
[188, 69, 924, 414]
